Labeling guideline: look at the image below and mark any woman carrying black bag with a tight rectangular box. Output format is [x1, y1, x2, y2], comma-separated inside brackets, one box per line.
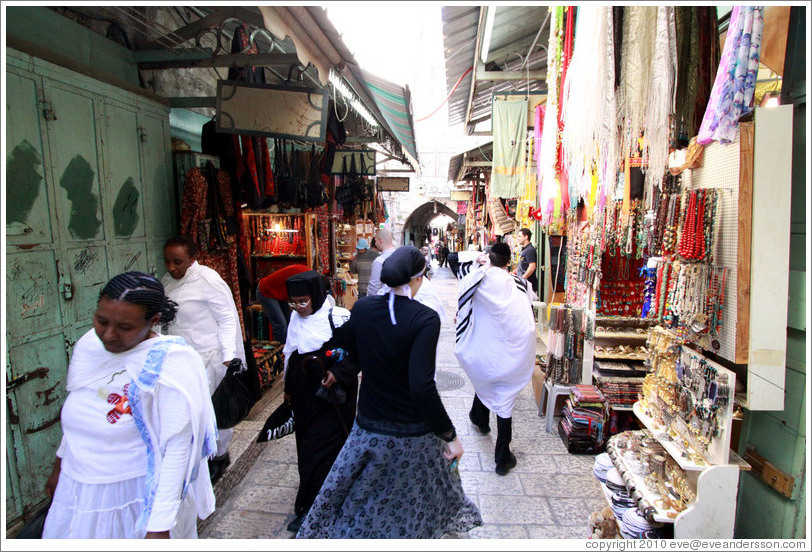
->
[280, 271, 357, 533]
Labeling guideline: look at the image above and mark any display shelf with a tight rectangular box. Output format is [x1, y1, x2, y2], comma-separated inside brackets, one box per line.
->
[632, 403, 708, 471]
[610, 405, 635, 412]
[606, 443, 679, 523]
[594, 332, 649, 340]
[603, 431, 741, 539]
[251, 254, 306, 259]
[594, 353, 648, 361]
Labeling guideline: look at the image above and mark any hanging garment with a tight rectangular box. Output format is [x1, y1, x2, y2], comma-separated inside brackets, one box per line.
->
[697, 6, 763, 145]
[491, 98, 528, 199]
[617, 6, 658, 153]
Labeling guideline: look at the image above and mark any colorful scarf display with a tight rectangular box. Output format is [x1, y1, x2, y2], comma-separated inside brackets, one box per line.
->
[697, 6, 764, 145]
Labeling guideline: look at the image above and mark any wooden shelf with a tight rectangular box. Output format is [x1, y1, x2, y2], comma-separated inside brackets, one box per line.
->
[252, 254, 306, 259]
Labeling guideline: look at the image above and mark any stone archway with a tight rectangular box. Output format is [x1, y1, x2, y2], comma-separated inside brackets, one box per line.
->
[400, 200, 459, 248]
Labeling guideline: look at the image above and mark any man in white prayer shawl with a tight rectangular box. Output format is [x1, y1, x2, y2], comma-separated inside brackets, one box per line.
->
[454, 242, 537, 475]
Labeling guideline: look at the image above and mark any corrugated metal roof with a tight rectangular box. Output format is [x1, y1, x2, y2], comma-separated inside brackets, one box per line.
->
[442, 6, 549, 133]
[448, 141, 493, 185]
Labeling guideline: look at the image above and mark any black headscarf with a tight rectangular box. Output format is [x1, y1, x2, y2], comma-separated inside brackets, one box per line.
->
[381, 246, 426, 288]
[286, 270, 328, 312]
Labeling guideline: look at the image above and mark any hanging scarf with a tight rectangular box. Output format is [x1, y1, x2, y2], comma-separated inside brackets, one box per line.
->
[644, 6, 678, 204]
[697, 6, 763, 145]
[538, 7, 565, 218]
[560, 6, 618, 204]
[617, 6, 658, 156]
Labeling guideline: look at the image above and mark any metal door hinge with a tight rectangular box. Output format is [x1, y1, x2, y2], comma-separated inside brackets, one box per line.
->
[41, 101, 57, 121]
[137, 127, 148, 142]
[743, 443, 797, 499]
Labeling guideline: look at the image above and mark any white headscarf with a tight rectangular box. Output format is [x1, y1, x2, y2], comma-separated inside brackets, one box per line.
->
[282, 296, 349, 373]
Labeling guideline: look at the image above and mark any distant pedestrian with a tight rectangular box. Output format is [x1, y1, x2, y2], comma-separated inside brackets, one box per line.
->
[365, 228, 396, 297]
[349, 238, 379, 297]
[455, 242, 537, 476]
[297, 247, 482, 538]
[439, 241, 450, 267]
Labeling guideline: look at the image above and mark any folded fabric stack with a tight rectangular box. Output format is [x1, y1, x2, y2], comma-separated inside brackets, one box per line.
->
[595, 377, 643, 408]
[558, 384, 609, 453]
[620, 508, 669, 539]
[593, 453, 614, 483]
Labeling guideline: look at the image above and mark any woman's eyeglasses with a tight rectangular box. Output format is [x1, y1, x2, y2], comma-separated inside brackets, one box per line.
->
[288, 298, 311, 309]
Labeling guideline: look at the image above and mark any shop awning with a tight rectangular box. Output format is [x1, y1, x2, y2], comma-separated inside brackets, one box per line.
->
[355, 66, 419, 170]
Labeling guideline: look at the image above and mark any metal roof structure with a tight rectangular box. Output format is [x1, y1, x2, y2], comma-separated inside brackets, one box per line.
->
[447, 141, 492, 187]
[441, 5, 549, 135]
[45, 5, 419, 171]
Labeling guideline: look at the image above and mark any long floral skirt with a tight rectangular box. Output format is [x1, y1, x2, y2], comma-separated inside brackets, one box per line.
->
[297, 422, 482, 539]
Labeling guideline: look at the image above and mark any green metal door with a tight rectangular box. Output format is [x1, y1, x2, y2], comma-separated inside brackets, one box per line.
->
[5, 52, 176, 530]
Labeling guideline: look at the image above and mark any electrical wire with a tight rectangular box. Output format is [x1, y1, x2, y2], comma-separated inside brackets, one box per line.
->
[414, 66, 473, 122]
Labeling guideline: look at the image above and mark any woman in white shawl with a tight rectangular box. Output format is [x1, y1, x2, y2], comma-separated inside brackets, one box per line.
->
[42, 271, 217, 539]
[281, 270, 356, 533]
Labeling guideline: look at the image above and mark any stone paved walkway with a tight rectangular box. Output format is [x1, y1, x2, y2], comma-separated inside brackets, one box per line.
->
[200, 263, 606, 539]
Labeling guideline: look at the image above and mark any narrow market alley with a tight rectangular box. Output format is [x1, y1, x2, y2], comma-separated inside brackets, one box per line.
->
[199, 263, 605, 540]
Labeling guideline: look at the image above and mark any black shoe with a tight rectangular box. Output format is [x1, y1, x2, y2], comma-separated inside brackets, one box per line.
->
[495, 453, 517, 476]
[286, 514, 305, 533]
[469, 411, 490, 435]
[209, 453, 231, 485]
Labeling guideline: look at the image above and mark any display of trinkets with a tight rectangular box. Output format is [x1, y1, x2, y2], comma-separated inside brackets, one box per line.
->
[247, 213, 307, 257]
[638, 327, 735, 466]
[546, 305, 588, 384]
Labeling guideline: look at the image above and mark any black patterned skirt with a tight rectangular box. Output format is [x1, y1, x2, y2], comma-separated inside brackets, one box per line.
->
[297, 421, 482, 539]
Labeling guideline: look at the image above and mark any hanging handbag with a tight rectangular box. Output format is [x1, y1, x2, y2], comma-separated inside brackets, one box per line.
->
[211, 358, 256, 429]
[305, 144, 326, 207]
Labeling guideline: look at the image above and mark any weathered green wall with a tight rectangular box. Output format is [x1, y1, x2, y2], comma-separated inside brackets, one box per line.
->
[734, 100, 806, 539]
[169, 109, 211, 153]
[5, 6, 139, 87]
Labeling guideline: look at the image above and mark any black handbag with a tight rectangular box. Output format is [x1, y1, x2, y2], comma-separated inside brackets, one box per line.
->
[256, 401, 295, 443]
[15, 499, 51, 538]
[211, 358, 256, 429]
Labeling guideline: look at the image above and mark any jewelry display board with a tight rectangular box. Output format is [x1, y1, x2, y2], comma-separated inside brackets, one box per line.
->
[638, 327, 735, 466]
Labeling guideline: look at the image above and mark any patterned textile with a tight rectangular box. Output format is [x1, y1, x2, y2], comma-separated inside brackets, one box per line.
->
[296, 423, 482, 539]
[697, 6, 763, 145]
[180, 167, 245, 336]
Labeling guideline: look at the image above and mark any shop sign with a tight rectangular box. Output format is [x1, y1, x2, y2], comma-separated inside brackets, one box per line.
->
[377, 176, 409, 192]
[449, 190, 471, 201]
[216, 80, 328, 142]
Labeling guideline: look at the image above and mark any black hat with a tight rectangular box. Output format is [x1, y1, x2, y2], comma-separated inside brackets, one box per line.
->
[491, 242, 511, 257]
[381, 246, 426, 288]
[286, 270, 328, 311]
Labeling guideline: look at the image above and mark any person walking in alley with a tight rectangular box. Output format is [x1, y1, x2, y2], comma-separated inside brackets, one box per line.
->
[365, 228, 396, 296]
[161, 236, 246, 483]
[439, 241, 450, 267]
[42, 272, 217, 538]
[349, 238, 379, 297]
[297, 247, 482, 538]
[454, 242, 537, 475]
[515, 227, 538, 293]
[281, 270, 357, 533]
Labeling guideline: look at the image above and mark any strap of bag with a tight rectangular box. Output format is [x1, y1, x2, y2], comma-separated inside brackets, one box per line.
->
[328, 307, 336, 333]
